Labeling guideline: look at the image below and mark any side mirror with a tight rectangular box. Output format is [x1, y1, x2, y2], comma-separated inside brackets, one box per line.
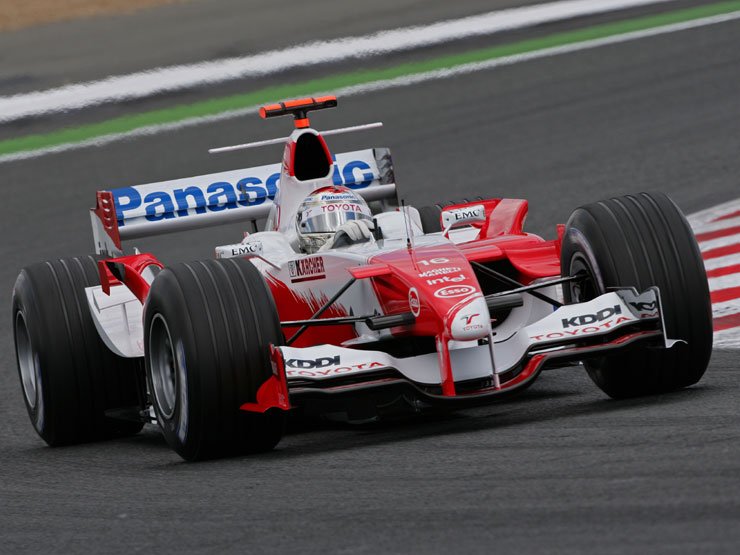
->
[441, 204, 487, 237]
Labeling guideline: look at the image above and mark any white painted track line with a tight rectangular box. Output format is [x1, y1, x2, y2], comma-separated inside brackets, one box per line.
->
[5, 8, 740, 164]
[702, 253, 740, 272]
[714, 328, 740, 349]
[0, 0, 676, 122]
[698, 233, 740, 252]
[708, 274, 740, 292]
[688, 197, 740, 227]
[711, 300, 740, 318]
[691, 216, 740, 234]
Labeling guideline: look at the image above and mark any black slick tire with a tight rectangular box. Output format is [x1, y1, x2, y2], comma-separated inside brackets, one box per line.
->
[144, 258, 285, 461]
[560, 192, 712, 398]
[12, 256, 144, 446]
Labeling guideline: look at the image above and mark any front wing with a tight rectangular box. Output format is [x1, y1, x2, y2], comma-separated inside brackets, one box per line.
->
[243, 287, 680, 412]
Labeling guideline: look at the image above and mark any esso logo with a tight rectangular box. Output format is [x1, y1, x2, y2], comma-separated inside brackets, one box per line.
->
[408, 287, 420, 316]
[434, 285, 475, 299]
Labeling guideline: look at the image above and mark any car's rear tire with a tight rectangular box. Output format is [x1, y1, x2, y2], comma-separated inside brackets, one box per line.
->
[12, 256, 144, 446]
[144, 258, 285, 461]
[560, 192, 712, 398]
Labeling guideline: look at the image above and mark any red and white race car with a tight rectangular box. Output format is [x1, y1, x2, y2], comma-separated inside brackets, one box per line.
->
[12, 97, 713, 460]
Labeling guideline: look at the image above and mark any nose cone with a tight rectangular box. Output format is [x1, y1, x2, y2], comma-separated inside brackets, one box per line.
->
[369, 244, 491, 339]
[447, 294, 491, 341]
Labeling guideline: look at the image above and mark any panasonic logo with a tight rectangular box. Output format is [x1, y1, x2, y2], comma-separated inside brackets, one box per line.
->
[112, 158, 376, 225]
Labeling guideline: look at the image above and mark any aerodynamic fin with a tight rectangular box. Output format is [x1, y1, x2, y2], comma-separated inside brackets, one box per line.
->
[259, 95, 338, 128]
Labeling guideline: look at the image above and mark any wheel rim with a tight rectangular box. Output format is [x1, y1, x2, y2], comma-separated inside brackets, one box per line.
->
[568, 254, 600, 304]
[149, 314, 179, 420]
[15, 312, 38, 410]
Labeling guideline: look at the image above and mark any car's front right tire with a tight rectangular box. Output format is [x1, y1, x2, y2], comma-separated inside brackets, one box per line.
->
[144, 258, 285, 461]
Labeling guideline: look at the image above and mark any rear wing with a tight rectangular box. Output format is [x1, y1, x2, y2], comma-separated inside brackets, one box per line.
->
[91, 148, 396, 254]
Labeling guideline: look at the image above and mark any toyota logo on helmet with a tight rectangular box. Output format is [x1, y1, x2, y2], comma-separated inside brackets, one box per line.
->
[295, 186, 372, 253]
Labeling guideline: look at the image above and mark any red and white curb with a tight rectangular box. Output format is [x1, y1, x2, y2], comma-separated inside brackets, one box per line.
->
[689, 198, 740, 349]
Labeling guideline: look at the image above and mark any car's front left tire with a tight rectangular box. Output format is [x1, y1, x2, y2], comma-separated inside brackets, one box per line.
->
[560, 192, 713, 398]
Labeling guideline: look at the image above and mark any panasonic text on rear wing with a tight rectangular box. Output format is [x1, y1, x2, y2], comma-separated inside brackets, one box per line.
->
[91, 148, 397, 254]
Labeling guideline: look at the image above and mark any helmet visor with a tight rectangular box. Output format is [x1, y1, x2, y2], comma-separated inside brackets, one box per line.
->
[298, 203, 372, 234]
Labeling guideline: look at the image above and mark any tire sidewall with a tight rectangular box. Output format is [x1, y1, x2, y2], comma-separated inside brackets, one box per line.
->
[144, 271, 200, 460]
[12, 271, 49, 440]
[561, 222, 609, 303]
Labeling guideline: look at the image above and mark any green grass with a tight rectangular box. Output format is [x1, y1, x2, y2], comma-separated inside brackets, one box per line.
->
[4, 0, 740, 157]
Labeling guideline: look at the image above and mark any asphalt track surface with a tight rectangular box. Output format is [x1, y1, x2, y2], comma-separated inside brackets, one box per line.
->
[2, 13, 740, 555]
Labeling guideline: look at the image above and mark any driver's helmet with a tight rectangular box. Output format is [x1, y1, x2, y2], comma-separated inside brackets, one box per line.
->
[295, 186, 373, 253]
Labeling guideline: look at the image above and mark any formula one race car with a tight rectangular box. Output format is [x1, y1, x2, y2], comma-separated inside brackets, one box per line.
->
[12, 96, 713, 460]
